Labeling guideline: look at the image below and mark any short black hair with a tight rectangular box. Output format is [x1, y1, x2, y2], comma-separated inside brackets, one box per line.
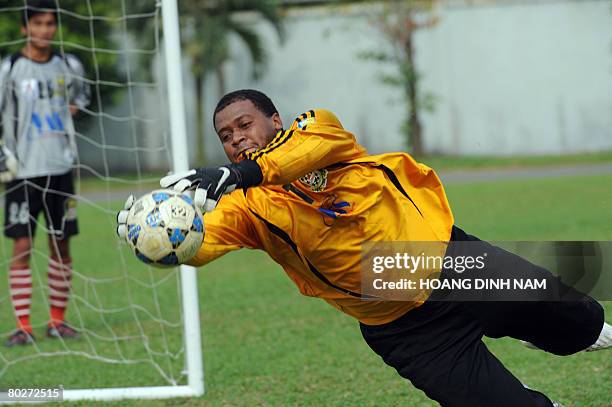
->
[22, 0, 59, 27]
[213, 89, 278, 130]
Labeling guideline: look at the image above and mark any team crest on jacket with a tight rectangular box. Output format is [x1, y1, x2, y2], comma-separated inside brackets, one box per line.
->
[299, 169, 328, 192]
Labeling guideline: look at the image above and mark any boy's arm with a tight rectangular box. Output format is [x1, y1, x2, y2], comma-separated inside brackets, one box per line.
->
[0, 57, 8, 116]
[65, 54, 91, 114]
[0, 58, 17, 182]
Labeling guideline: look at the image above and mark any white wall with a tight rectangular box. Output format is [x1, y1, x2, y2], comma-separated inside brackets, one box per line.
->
[199, 0, 612, 163]
[420, 0, 612, 155]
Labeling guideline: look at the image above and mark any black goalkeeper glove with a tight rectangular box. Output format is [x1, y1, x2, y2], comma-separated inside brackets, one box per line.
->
[159, 160, 263, 212]
[0, 143, 18, 183]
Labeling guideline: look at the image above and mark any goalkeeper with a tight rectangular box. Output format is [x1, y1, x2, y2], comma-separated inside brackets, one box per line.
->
[118, 89, 610, 406]
[1, 1, 90, 346]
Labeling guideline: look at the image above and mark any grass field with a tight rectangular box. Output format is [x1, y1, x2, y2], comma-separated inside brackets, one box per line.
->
[420, 150, 612, 171]
[0, 173, 611, 406]
[73, 149, 612, 193]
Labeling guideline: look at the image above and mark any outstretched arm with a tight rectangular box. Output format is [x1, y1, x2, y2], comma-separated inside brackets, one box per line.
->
[159, 109, 366, 212]
[187, 194, 260, 266]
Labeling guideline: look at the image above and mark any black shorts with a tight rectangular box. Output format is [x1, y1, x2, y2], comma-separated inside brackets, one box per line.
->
[3, 172, 78, 240]
[360, 226, 604, 407]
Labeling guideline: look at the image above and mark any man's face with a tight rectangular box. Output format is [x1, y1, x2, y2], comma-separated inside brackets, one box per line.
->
[215, 99, 283, 163]
[21, 12, 57, 51]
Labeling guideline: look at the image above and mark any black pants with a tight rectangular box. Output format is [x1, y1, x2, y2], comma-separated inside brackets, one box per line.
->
[4, 172, 78, 239]
[360, 226, 604, 407]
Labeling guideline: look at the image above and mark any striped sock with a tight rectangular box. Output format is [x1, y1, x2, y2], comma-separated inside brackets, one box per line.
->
[48, 257, 73, 326]
[9, 266, 33, 333]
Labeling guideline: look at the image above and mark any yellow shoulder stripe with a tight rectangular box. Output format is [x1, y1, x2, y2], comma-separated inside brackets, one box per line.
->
[246, 129, 295, 161]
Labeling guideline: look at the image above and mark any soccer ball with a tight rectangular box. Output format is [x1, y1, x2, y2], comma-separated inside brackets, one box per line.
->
[125, 189, 204, 267]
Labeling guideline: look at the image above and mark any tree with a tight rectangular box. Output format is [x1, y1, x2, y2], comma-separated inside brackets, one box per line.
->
[359, 0, 439, 156]
[179, 0, 285, 165]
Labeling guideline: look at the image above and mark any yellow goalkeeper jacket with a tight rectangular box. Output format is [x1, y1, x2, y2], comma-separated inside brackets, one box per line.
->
[187, 109, 454, 325]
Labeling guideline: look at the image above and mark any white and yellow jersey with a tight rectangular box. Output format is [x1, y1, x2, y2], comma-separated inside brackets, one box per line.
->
[188, 109, 454, 325]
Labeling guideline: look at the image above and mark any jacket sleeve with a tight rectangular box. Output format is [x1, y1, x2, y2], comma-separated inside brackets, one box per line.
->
[243, 109, 366, 186]
[0, 58, 11, 139]
[186, 192, 260, 267]
[65, 54, 91, 109]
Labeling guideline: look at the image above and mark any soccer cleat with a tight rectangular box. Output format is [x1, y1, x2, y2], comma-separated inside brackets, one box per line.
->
[585, 322, 612, 352]
[47, 322, 79, 339]
[520, 340, 539, 350]
[4, 329, 35, 347]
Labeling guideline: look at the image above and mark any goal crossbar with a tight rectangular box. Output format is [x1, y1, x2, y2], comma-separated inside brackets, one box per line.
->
[61, 384, 201, 401]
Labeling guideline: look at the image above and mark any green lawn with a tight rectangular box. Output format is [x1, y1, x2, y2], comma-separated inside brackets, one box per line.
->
[0, 174, 611, 406]
[74, 150, 612, 193]
[420, 150, 612, 171]
[76, 172, 163, 193]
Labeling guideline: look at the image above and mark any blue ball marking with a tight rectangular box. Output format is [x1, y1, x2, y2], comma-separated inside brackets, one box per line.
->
[180, 194, 194, 206]
[168, 227, 186, 246]
[191, 216, 203, 233]
[127, 224, 141, 245]
[158, 252, 179, 265]
[136, 250, 153, 264]
[146, 208, 163, 228]
[127, 224, 140, 241]
[152, 192, 170, 203]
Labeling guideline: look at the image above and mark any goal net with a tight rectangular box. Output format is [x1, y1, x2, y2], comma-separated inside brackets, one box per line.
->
[0, 0, 203, 401]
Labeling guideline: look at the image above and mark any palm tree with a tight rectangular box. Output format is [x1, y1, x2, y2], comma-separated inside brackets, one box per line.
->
[179, 0, 285, 164]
